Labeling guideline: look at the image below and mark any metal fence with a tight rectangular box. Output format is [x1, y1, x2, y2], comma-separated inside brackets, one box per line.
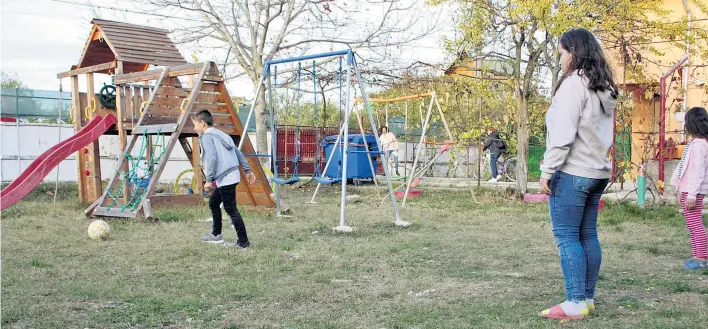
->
[0, 88, 265, 132]
[0, 88, 72, 121]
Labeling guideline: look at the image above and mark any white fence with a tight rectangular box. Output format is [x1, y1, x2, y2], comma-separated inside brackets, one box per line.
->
[0, 123, 487, 186]
[0, 123, 270, 184]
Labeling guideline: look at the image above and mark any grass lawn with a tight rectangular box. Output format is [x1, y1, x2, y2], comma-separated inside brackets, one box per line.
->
[2, 183, 708, 328]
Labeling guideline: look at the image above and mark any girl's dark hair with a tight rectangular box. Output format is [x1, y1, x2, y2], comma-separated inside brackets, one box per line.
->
[685, 107, 708, 139]
[381, 126, 388, 133]
[557, 28, 618, 96]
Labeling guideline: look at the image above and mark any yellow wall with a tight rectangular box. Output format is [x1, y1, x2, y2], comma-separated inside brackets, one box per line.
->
[610, 0, 708, 168]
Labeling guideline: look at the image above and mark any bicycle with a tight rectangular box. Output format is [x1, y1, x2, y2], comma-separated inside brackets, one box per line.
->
[388, 143, 440, 179]
[456, 152, 517, 182]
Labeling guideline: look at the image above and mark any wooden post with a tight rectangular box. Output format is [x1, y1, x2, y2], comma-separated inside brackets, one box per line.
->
[71, 75, 87, 202]
[115, 61, 129, 204]
[84, 73, 103, 202]
[140, 63, 210, 218]
[188, 74, 204, 196]
[192, 138, 203, 194]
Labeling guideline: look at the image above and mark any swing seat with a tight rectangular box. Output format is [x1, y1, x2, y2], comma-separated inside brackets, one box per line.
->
[128, 177, 150, 188]
[272, 176, 301, 185]
[313, 176, 341, 185]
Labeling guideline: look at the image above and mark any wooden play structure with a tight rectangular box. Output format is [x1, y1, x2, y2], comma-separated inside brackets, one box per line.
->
[56, 19, 274, 218]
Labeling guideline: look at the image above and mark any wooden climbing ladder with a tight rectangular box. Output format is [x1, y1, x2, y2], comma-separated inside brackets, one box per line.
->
[89, 62, 275, 218]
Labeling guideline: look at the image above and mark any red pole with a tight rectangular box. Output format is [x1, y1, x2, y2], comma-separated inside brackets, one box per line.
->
[612, 105, 617, 180]
[659, 56, 688, 194]
[659, 78, 666, 194]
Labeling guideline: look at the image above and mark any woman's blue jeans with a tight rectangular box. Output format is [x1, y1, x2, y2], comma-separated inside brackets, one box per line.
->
[549, 171, 608, 302]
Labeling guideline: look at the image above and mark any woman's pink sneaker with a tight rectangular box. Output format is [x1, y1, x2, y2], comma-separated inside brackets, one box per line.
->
[538, 301, 589, 320]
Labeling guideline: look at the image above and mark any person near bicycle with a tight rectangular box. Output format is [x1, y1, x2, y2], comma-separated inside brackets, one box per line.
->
[483, 127, 506, 182]
[380, 126, 400, 176]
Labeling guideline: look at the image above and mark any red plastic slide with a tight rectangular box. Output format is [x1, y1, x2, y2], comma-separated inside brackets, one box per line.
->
[1, 114, 117, 210]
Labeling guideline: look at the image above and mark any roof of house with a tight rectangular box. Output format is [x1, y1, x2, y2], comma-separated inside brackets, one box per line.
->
[445, 53, 513, 77]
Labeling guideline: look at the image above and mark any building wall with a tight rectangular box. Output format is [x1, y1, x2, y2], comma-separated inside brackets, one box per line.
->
[610, 0, 708, 173]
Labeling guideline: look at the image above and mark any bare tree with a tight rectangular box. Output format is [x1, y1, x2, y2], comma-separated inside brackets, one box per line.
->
[138, 0, 439, 156]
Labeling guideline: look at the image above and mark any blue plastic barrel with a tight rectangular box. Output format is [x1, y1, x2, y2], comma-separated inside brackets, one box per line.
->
[321, 134, 379, 179]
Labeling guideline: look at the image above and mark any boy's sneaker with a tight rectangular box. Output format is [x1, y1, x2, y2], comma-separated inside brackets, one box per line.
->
[487, 178, 498, 183]
[684, 258, 708, 270]
[201, 234, 224, 244]
[224, 239, 251, 248]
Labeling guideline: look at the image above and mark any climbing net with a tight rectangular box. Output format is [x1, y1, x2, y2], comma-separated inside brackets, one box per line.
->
[105, 131, 167, 212]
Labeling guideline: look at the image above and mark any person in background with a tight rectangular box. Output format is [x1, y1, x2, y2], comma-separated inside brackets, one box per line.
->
[380, 126, 400, 176]
[483, 127, 504, 182]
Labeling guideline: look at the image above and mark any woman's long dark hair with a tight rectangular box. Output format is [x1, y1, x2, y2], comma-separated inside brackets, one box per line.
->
[685, 107, 708, 139]
[556, 28, 618, 96]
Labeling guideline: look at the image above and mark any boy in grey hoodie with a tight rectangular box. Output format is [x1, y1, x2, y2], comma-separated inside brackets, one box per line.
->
[192, 110, 255, 248]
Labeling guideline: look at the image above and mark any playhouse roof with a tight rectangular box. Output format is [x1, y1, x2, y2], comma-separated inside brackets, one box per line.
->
[75, 19, 186, 74]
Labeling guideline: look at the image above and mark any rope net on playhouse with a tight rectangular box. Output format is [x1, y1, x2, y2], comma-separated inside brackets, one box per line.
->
[105, 131, 167, 212]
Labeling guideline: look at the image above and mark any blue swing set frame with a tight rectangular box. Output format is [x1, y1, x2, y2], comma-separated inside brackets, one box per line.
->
[238, 49, 404, 228]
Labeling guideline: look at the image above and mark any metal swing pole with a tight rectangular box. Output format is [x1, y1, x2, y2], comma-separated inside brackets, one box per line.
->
[386, 105, 389, 128]
[339, 57, 343, 128]
[405, 101, 409, 178]
[333, 52, 354, 231]
[352, 54, 406, 226]
[313, 61, 321, 177]
[293, 63, 302, 178]
[267, 66, 282, 216]
[403, 94, 435, 208]
[355, 102, 379, 186]
[338, 57, 344, 180]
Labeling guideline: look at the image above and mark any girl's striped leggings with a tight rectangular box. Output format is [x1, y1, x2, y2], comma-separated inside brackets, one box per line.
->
[680, 193, 708, 259]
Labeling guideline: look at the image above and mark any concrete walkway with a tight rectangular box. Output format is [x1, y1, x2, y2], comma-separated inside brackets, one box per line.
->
[374, 175, 687, 206]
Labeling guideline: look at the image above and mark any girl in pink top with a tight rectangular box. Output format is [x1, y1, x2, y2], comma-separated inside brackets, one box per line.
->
[670, 107, 708, 270]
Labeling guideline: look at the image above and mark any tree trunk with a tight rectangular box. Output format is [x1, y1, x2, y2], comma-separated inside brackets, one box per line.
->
[551, 67, 560, 94]
[516, 97, 529, 197]
[254, 82, 269, 165]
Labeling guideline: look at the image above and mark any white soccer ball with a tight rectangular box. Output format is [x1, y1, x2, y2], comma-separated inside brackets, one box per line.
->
[87, 220, 110, 240]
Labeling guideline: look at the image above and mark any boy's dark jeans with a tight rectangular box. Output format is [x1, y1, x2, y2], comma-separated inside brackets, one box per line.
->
[209, 183, 249, 243]
[490, 152, 500, 178]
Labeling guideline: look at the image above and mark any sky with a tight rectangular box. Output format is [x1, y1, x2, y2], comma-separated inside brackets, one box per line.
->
[1, 0, 456, 99]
